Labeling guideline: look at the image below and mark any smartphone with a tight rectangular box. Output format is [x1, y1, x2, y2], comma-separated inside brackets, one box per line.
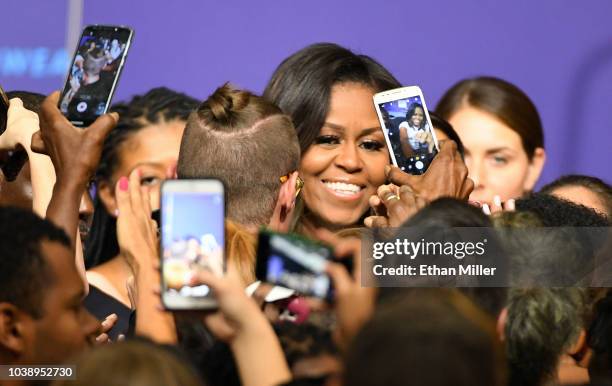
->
[255, 230, 349, 301]
[59, 25, 133, 127]
[160, 179, 225, 310]
[373, 86, 440, 175]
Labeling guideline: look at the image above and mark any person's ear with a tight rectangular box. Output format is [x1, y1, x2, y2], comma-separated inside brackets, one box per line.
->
[268, 171, 299, 233]
[496, 306, 508, 342]
[97, 180, 118, 217]
[0, 303, 30, 358]
[567, 329, 587, 355]
[524, 147, 546, 191]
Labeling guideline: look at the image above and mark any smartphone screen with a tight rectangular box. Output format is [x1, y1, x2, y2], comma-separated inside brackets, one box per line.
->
[161, 180, 225, 310]
[375, 87, 439, 175]
[255, 231, 336, 301]
[59, 25, 133, 127]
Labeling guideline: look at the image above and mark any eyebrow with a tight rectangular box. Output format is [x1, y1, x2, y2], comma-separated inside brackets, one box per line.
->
[323, 122, 382, 136]
[485, 147, 515, 154]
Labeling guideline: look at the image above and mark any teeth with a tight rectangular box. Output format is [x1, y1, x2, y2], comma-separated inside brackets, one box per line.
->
[324, 181, 362, 195]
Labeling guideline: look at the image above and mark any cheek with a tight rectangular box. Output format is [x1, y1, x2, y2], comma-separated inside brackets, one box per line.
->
[484, 162, 530, 199]
[363, 151, 389, 190]
[299, 148, 333, 178]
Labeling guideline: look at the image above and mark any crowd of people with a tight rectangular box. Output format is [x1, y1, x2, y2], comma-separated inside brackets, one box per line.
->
[0, 42, 611, 386]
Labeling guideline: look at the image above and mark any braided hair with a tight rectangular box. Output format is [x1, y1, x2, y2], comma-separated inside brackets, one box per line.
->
[84, 87, 199, 269]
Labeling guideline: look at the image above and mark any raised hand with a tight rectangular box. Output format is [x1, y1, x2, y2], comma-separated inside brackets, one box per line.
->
[385, 140, 473, 202]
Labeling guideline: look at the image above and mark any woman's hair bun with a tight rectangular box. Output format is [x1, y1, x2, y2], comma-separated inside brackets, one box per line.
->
[202, 82, 251, 123]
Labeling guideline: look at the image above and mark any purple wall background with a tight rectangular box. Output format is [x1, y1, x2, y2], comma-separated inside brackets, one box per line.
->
[3, 0, 612, 187]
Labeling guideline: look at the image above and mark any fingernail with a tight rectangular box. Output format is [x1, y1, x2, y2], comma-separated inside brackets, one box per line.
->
[469, 200, 482, 208]
[96, 334, 107, 343]
[482, 203, 491, 215]
[384, 165, 391, 175]
[493, 195, 502, 207]
[119, 177, 128, 191]
[506, 198, 516, 210]
[364, 217, 372, 228]
[106, 313, 117, 321]
[113, 209, 119, 217]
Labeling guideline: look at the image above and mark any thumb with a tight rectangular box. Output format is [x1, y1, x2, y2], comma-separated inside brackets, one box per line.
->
[327, 262, 353, 294]
[88, 111, 119, 142]
[189, 269, 223, 293]
[30, 131, 47, 154]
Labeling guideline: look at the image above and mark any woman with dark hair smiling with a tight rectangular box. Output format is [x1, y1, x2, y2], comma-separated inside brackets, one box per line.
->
[263, 43, 401, 233]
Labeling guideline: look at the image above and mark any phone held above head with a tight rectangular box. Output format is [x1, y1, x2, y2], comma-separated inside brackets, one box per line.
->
[373, 86, 440, 175]
[58, 25, 134, 127]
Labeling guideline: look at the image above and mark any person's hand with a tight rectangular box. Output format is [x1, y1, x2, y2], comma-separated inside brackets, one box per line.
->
[94, 313, 125, 344]
[31, 91, 118, 185]
[0, 98, 39, 151]
[385, 140, 473, 202]
[365, 184, 428, 228]
[188, 271, 292, 386]
[482, 194, 516, 215]
[315, 229, 376, 351]
[414, 130, 428, 144]
[189, 270, 266, 342]
[114, 167, 158, 274]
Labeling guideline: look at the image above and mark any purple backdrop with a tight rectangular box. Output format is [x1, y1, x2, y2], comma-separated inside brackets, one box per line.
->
[2, 0, 611, 187]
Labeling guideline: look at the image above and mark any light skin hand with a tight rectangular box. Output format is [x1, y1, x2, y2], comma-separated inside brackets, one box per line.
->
[114, 171, 176, 343]
[0, 98, 56, 216]
[189, 271, 291, 386]
[314, 229, 376, 351]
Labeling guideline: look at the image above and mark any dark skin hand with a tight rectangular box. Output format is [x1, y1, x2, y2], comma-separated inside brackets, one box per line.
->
[385, 140, 473, 202]
[31, 91, 118, 249]
[366, 140, 473, 228]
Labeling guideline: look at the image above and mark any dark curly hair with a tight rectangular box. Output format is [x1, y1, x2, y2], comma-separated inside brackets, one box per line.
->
[0, 206, 70, 318]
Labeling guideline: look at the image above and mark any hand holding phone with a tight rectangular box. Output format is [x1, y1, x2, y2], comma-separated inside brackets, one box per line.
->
[161, 179, 225, 310]
[59, 25, 133, 127]
[255, 230, 352, 301]
[374, 86, 440, 175]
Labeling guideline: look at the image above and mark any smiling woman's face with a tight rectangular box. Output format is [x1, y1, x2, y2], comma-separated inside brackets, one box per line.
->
[299, 82, 389, 230]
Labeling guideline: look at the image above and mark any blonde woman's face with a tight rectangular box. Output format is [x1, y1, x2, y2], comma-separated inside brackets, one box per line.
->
[448, 106, 544, 205]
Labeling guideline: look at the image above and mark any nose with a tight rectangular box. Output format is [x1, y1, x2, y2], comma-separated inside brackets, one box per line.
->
[334, 143, 363, 173]
[467, 156, 485, 189]
[79, 191, 94, 220]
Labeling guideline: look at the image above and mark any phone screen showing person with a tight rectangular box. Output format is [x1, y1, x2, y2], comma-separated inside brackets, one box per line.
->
[376, 89, 439, 175]
[255, 230, 338, 301]
[160, 180, 225, 310]
[59, 25, 133, 127]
